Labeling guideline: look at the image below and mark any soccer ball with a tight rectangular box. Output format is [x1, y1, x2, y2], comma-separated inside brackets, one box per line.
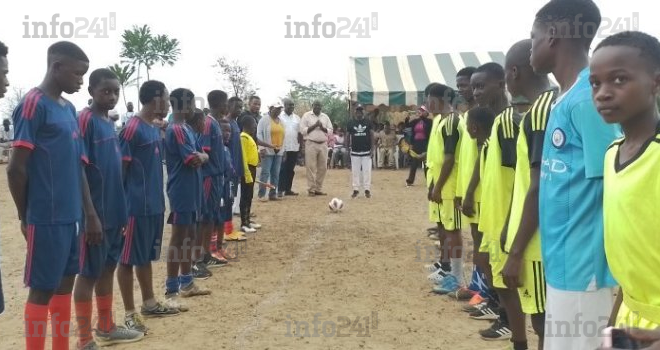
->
[328, 198, 344, 212]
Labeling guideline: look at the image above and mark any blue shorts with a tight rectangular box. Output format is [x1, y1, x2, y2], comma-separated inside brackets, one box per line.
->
[120, 215, 164, 266]
[200, 176, 223, 225]
[79, 227, 123, 278]
[167, 211, 198, 225]
[24, 223, 79, 290]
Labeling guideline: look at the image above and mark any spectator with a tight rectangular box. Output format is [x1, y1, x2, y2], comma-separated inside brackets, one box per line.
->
[277, 98, 302, 197]
[256, 100, 285, 201]
[121, 102, 135, 127]
[332, 128, 349, 169]
[406, 105, 432, 186]
[376, 121, 397, 169]
[1, 118, 13, 142]
[300, 100, 332, 196]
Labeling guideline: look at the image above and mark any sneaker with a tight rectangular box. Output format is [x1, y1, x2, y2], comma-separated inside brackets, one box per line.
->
[124, 313, 149, 334]
[351, 190, 359, 198]
[164, 293, 189, 312]
[479, 319, 512, 341]
[405, 180, 413, 187]
[241, 226, 257, 233]
[192, 262, 212, 280]
[423, 261, 443, 273]
[277, 192, 284, 198]
[204, 254, 228, 268]
[365, 190, 371, 198]
[249, 222, 262, 229]
[462, 301, 488, 313]
[258, 197, 269, 202]
[284, 191, 299, 196]
[427, 268, 450, 284]
[314, 191, 327, 196]
[427, 227, 438, 234]
[180, 282, 212, 298]
[224, 232, 247, 241]
[468, 293, 486, 306]
[140, 301, 180, 318]
[308, 191, 316, 197]
[431, 275, 460, 294]
[428, 233, 439, 240]
[78, 340, 100, 350]
[469, 305, 500, 320]
[269, 196, 279, 201]
[95, 326, 144, 346]
[447, 287, 476, 301]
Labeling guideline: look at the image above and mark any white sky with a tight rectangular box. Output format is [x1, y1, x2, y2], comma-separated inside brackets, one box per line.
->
[0, 0, 655, 117]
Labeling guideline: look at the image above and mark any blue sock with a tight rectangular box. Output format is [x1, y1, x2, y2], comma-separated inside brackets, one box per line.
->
[166, 277, 180, 295]
[467, 266, 480, 292]
[179, 274, 193, 289]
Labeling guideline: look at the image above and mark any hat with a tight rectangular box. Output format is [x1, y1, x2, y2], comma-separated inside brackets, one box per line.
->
[268, 100, 284, 109]
[355, 104, 364, 110]
[418, 105, 428, 112]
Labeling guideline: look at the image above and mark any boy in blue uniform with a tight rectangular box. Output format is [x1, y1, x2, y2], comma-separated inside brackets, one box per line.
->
[164, 88, 211, 308]
[223, 97, 247, 241]
[74, 68, 143, 348]
[7, 41, 101, 350]
[117, 80, 179, 334]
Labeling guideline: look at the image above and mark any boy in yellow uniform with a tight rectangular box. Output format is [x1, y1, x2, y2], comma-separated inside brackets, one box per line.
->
[239, 116, 259, 232]
[500, 39, 557, 350]
[591, 31, 660, 332]
[426, 84, 463, 294]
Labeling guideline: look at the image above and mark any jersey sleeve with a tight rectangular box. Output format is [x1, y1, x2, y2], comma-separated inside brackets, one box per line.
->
[77, 109, 94, 165]
[499, 114, 518, 168]
[119, 120, 137, 162]
[442, 114, 460, 155]
[572, 99, 622, 178]
[239, 135, 253, 183]
[168, 125, 197, 166]
[12, 94, 45, 151]
[529, 93, 553, 168]
[199, 119, 212, 152]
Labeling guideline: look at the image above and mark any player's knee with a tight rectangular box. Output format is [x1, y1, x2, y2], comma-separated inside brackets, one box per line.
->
[28, 288, 56, 305]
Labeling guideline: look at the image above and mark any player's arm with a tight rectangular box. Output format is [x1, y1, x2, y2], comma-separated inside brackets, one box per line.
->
[462, 146, 481, 217]
[77, 112, 103, 244]
[431, 116, 459, 203]
[608, 288, 623, 327]
[170, 125, 203, 167]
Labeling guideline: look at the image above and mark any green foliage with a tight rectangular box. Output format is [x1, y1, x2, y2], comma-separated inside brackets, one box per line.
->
[214, 57, 258, 102]
[108, 63, 136, 108]
[286, 80, 349, 129]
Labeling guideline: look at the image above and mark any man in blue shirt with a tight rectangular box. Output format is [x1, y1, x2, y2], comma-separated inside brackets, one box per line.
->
[531, 1, 620, 349]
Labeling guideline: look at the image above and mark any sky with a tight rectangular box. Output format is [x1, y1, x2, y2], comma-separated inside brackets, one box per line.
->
[0, 0, 655, 118]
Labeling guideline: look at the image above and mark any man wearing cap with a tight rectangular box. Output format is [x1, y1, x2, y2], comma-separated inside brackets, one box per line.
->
[347, 104, 376, 198]
[256, 100, 286, 201]
[406, 105, 432, 186]
[278, 98, 302, 197]
[300, 100, 333, 196]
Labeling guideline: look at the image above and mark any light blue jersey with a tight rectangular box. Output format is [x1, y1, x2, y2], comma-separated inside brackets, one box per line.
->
[539, 67, 620, 291]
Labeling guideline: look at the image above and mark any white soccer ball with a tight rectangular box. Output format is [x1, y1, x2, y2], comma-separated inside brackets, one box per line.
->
[329, 197, 344, 212]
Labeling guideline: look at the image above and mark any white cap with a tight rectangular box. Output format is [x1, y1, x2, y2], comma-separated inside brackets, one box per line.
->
[268, 100, 284, 109]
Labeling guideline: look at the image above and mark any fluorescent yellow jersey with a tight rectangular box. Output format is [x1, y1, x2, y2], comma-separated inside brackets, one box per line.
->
[604, 122, 660, 326]
[456, 114, 481, 202]
[426, 113, 462, 199]
[425, 115, 444, 181]
[505, 90, 556, 260]
[240, 132, 259, 183]
[478, 106, 520, 240]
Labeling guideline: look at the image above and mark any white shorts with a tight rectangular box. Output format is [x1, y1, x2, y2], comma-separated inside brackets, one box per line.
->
[543, 285, 615, 350]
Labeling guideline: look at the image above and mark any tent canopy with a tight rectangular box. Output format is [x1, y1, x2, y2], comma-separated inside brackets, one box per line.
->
[348, 52, 506, 107]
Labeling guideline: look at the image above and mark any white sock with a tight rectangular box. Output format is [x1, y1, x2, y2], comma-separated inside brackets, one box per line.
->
[450, 258, 464, 284]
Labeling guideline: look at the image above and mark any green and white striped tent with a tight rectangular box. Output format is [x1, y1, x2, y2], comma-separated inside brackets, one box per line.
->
[348, 52, 506, 106]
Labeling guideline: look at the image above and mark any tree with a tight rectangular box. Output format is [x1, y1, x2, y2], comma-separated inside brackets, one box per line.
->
[120, 25, 181, 105]
[213, 57, 258, 102]
[286, 80, 349, 129]
[2, 87, 25, 120]
[108, 63, 137, 108]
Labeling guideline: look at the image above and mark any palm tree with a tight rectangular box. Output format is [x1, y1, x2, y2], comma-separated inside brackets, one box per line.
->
[108, 63, 136, 109]
[147, 34, 180, 80]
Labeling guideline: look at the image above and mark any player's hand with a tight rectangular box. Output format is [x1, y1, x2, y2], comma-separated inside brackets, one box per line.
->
[259, 148, 267, 157]
[502, 254, 523, 289]
[500, 225, 508, 252]
[188, 152, 203, 167]
[430, 186, 442, 204]
[418, 152, 427, 160]
[20, 221, 27, 241]
[85, 214, 103, 245]
[598, 328, 660, 350]
[197, 152, 209, 164]
[462, 196, 475, 217]
[454, 197, 462, 211]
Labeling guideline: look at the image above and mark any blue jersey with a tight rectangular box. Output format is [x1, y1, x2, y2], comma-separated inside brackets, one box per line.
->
[228, 119, 244, 180]
[120, 117, 165, 216]
[165, 122, 202, 213]
[198, 115, 225, 178]
[78, 108, 128, 229]
[539, 68, 621, 291]
[12, 88, 85, 224]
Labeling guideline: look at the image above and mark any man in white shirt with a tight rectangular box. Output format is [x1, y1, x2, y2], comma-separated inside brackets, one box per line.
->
[300, 100, 333, 196]
[278, 98, 302, 197]
[121, 101, 135, 127]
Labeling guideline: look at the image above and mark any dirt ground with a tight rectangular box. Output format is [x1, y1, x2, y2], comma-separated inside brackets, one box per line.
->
[0, 165, 538, 350]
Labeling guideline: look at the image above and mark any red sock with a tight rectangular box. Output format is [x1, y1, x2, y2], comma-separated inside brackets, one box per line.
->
[210, 230, 218, 252]
[25, 302, 49, 350]
[96, 295, 114, 332]
[49, 294, 72, 350]
[224, 221, 233, 234]
[74, 301, 93, 347]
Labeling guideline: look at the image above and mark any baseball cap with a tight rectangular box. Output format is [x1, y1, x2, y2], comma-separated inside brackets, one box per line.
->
[268, 100, 284, 109]
[355, 104, 364, 110]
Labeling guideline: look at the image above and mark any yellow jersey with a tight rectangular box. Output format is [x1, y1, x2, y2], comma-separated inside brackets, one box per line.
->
[505, 90, 556, 260]
[478, 106, 520, 239]
[240, 132, 258, 183]
[271, 120, 285, 149]
[456, 114, 481, 202]
[604, 122, 660, 325]
[427, 113, 462, 199]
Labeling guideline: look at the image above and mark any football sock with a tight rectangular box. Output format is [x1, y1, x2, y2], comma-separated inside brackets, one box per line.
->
[75, 301, 93, 347]
[49, 294, 72, 350]
[25, 302, 49, 350]
[450, 258, 464, 283]
[96, 295, 114, 332]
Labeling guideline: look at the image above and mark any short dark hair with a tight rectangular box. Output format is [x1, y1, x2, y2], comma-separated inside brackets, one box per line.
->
[424, 82, 440, 96]
[456, 67, 476, 79]
[190, 108, 205, 123]
[467, 106, 496, 131]
[139, 80, 167, 105]
[535, 0, 601, 46]
[427, 84, 456, 105]
[475, 62, 505, 81]
[47, 41, 88, 65]
[248, 95, 260, 102]
[595, 31, 660, 70]
[228, 96, 242, 104]
[170, 88, 195, 112]
[208, 90, 228, 108]
[0, 41, 7, 57]
[89, 68, 118, 88]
